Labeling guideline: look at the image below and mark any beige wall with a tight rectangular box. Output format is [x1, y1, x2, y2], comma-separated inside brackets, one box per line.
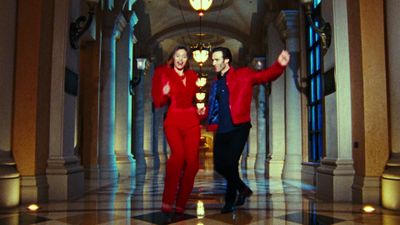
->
[348, 0, 389, 176]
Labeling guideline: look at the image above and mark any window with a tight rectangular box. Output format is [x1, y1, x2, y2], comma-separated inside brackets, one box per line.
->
[306, 0, 323, 162]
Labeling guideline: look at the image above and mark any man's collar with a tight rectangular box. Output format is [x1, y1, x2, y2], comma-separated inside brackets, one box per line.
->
[217, 69, 230, 80]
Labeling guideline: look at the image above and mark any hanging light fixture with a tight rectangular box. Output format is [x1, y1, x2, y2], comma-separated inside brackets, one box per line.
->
[191, 10, 211, 66]
[196, 92, 206, 101]
[192, 44, 210, 66]
[189, 0, 213, 16]
[196, 77, 207, 87]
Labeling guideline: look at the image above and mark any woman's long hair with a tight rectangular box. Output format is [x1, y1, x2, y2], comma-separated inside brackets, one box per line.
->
[167, 45, 191, 71]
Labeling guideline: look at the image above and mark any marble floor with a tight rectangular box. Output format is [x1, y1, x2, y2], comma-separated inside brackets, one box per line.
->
[1, 156, 400, 225]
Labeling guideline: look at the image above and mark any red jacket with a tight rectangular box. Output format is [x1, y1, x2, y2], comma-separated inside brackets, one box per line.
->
[207, 61, 286, 131]
[152, 65, 199, 110]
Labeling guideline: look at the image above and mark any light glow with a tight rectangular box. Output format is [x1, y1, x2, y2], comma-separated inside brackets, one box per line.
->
[193, 49, 209, 64]
[362, 205, 376, 213]
[196, 92, 206, 101]
[27, 204, 40, 211]
[196, 200, 205, 218]
[189, 0, 213, 11]
[196, 77, 207, 87]
[196, 103, 205, 109]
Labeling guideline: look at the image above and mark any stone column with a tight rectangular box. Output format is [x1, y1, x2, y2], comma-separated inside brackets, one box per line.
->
[134, 59, 147, 171]
[143, 62, 155, 168]
[13, 0, 55, 203]
[255, 58, 267, 173]
[0, 0, 20, 208]
[98, 13, 121, 180]
[277, 10, 302, 180]
[347, 0, 388, 204]
[115, 12, 138, 177]
[316, 0, 355, 202]
[382, 0, 400, 210]
[246, 92, 258, 169]
[149, 64, 161, 169]
[266, 22, 286, 178]
[46, 0, 84, 200]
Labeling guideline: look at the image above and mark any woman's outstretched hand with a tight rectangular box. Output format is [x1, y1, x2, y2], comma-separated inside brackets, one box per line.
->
[277, 50, 290, 67]
[163, 82, 170, 95]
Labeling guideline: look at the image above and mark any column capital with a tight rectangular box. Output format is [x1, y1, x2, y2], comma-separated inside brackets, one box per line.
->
[114, 13, 128, 39]
[102, 12, 127, 39]
[129, 11, 138, 29]
[276, 10, 299, 40]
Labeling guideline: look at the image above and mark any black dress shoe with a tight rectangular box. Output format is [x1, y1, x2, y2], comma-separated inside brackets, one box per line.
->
[235, 187, 253, 206]
[221, 204, 235, 213]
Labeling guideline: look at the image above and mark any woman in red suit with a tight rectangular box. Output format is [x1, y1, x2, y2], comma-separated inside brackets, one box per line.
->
[152, 45, 203, 214]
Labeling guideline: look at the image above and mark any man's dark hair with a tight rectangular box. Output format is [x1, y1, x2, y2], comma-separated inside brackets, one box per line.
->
[212, 47, 232, 65]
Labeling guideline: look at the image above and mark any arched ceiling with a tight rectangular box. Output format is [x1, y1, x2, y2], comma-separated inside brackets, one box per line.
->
[136, 0, 299, 65]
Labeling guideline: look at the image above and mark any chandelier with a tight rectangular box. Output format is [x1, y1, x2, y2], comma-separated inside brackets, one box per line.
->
[189, 0, 213, 16]
[192, 43, 211, 66]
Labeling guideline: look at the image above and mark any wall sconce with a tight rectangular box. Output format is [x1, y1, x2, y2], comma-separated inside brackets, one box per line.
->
[252, 57, 272, 95]
[301, 0, 331, 55]
[130, 58, 148, 95]
[69, 1, 97, 49]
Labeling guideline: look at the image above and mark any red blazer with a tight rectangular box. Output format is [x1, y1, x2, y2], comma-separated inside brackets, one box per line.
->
[207, 61, 286, 131]
[151, 65, 199, 110]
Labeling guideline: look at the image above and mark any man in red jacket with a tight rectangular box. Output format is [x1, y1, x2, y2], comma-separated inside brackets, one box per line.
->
[207, 47, 290, 213]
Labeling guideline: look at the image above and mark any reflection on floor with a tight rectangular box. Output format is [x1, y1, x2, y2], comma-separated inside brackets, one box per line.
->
[1, 157, 400, 225]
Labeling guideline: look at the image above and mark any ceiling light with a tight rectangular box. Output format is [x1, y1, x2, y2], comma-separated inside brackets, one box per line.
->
[189, 0, 213, 16]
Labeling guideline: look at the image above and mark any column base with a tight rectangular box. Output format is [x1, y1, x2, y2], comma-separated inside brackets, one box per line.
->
[245, 156, 256, 171]
[99, 167, 118, 180]
[20, 175, 48, 204]
[84, 166, 100, 179]
[301, 162, 319, 186]
[254, 158, 265, 174]
[0, 166, 20, 208]
[316, 158, 354, 202]
[116, 154, 135, 177]
[282, 154, 302, 180]
[46, 156, 84, 200]
[265, 159, 284, 178]
[352, 175, 380, 204]
[99, 154, 119, 180]
[145, 155, 155, 168]
[382, 158, 400, 210]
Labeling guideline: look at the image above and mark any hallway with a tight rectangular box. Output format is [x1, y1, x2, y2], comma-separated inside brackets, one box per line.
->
[2, 0, 400, 223]
[1, 155, 400, 225]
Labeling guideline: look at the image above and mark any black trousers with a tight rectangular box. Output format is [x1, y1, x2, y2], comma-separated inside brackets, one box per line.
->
[213, 123, 251, 205]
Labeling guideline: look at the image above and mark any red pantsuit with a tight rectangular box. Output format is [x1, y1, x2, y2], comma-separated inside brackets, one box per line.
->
[152, 65, 201, 210]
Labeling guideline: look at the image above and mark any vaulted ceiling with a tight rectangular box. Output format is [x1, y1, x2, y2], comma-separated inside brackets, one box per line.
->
[133, 0, 299, 67]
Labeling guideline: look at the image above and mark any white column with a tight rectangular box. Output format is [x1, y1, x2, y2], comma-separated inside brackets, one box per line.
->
[277, 10, 302, 180]
[143, 62, 155, 168]
[246, 91, 258, 169]
[149, 64, 161, 169]
[382, 0, 400, 210]
[266, 23, 286, 178]
[98, 16, 120, 180]
[255, 58, 267, 172]
[115, 13, 137, 177]
[316, 0, 354, 201]
[134, 62, 147, 171]
[46, 0, 84, 200]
